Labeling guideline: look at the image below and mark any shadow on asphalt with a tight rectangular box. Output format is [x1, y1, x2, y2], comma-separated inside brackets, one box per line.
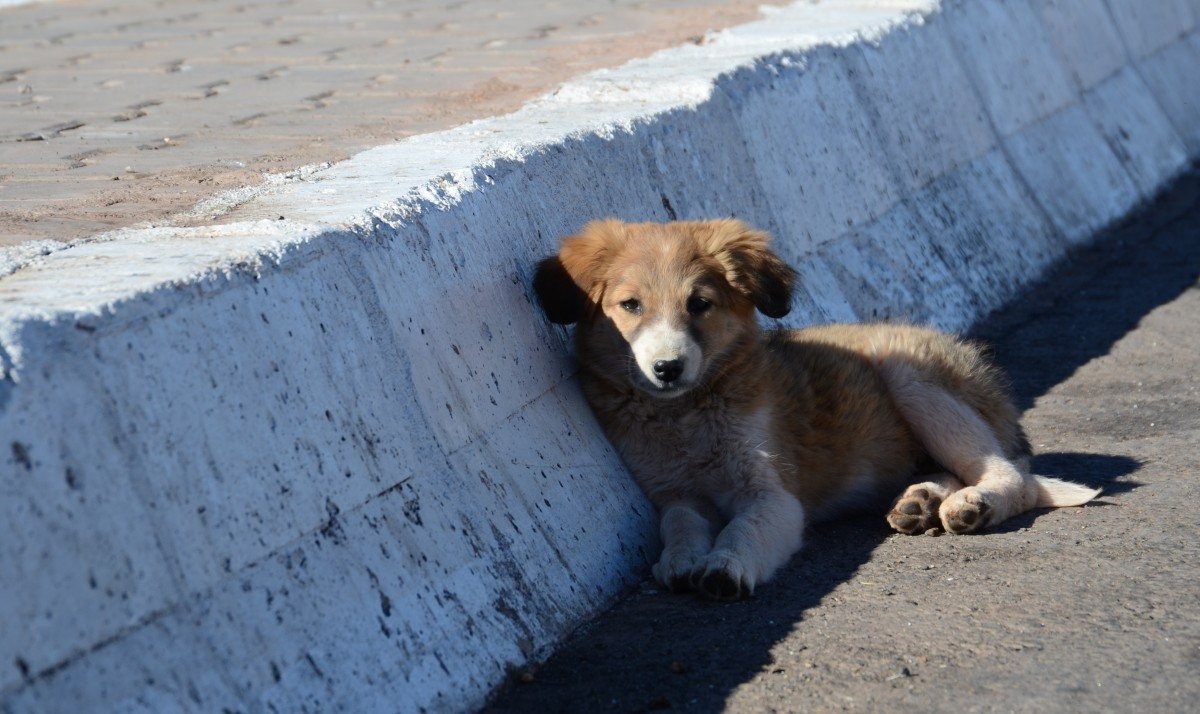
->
[487, 514, 888, 714]
[1030, 451, 1143, 494]
[971, 166, 1200, 414]
[987, 452, 1142, 534]
[486, 168, 1200, 713]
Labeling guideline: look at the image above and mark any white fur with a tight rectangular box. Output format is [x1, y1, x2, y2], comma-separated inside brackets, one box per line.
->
[630, 319, 702, 389]
[695, 486, 805, 595]
[652, 501, 717, 587]
[1034, 476, 1102, 507]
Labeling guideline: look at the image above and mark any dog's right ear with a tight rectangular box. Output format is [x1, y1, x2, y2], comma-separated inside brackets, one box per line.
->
[533, 220, 627, 325]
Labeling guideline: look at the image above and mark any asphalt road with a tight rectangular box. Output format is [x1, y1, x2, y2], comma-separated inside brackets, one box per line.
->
[485, 168, 1200, 714]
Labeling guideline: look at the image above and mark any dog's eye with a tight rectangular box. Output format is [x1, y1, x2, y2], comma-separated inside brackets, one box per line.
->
[687, 296, 712, 315]
[620, 298, 642, 314]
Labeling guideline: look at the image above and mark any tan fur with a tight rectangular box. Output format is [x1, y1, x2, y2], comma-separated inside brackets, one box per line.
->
[534, 219, 1099, 600]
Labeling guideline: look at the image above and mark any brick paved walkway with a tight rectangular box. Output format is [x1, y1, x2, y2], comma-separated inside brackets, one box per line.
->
[0, 0, 776, 248]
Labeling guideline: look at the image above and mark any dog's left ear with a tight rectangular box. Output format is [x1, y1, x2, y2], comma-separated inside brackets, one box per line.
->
[533, 219, 628, 325]
[701, 219, 796, 318]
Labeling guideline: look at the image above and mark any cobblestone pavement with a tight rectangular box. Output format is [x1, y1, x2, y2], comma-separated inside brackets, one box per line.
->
[485, 170, 1200, 713]
[0, 0, 778, 247]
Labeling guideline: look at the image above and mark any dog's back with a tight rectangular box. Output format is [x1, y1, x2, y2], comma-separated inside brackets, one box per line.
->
[782, 323, 1029, 459]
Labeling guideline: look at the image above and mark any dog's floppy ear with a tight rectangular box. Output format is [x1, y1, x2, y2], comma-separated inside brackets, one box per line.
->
[533, 256, 588, 325]
[700, 219, 796, 318]
[533, 219, 628, 325]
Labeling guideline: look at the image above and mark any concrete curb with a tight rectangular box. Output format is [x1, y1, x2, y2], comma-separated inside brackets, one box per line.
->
[2, 1, 1198, 711]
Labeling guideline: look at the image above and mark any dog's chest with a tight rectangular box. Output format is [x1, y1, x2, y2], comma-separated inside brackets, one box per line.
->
[609, 399, 775, 504]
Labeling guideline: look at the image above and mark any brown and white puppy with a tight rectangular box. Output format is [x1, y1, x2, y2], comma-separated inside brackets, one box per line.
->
[534, 218, 1098, 600]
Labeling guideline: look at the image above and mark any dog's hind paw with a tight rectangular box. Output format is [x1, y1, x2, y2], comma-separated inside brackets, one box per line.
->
[690, 551, 754, 601]
[887, 485, 943, 535]
[939, 487, 994, 534]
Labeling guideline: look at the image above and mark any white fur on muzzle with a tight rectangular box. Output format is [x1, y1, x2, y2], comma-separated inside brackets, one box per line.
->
[630, 320, 703, 392]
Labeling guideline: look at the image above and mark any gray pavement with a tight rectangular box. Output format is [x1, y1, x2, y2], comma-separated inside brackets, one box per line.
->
[0, 0, 775, 247]
[485, 168, 1200, 713]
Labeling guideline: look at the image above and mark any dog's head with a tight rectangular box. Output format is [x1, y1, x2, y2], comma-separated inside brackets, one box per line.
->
[534, 219, 796, 397]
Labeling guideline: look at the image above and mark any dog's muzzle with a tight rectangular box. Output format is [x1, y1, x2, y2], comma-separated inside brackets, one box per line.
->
[631, 321, 702, 393]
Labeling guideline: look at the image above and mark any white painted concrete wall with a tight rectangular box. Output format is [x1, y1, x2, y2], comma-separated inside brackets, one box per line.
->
[2, 0, 1198, 711]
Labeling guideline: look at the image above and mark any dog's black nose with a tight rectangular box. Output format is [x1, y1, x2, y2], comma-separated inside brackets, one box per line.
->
[653, 359, 684, 383]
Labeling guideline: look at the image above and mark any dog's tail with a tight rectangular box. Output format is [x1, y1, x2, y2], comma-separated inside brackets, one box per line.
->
[1033, 475, 1101, 507]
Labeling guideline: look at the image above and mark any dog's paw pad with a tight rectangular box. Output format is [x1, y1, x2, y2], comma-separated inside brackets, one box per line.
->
[940, 489, 992, 534]
[690, 552, 753, 601]
[699, 568, 741, 600]
[888, 486, 942, 535]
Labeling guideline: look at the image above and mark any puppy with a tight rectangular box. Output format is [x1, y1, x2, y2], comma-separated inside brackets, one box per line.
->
[533, 218, 1098, 600]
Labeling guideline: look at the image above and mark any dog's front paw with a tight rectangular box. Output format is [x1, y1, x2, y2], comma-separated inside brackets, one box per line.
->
[940, 487, 994, 534]
[887, 485, 943, 535]
[653, 549, 707, 593]
[689, 550, 754, 601]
